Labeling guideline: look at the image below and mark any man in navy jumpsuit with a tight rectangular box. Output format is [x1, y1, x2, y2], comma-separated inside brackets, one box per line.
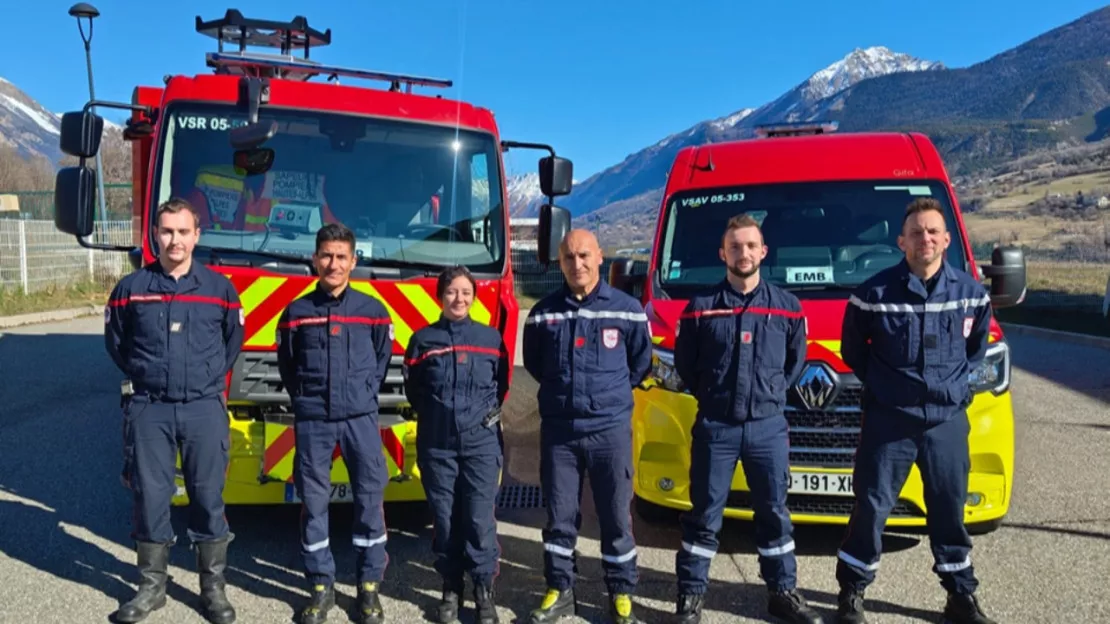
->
[276, 223, 394, 624]
[835, 198, 996, 624]
[105, 198, 243, 624]
[672, 214, 823, 624]
[522, 229, 653, 624]
[403, 267, 510, 624]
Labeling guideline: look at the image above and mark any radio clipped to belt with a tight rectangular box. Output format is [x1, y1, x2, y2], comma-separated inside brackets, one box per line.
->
[120, 379, 134, 408]
[482, 406, 502, 430]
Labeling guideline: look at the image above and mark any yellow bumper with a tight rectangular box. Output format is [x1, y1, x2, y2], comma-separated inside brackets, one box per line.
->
[631, 385, 1013, 529]
[171, 417, 427, 506]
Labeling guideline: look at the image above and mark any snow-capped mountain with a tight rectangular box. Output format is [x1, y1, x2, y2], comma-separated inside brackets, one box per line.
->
[520, 46, 941, 220]
[0, 75, 122, 168]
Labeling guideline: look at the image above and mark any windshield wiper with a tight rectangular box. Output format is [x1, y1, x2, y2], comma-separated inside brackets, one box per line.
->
[202, 247, 314, 267]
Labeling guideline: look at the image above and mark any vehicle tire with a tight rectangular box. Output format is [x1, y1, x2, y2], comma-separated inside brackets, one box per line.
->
[635, 496, 681, 525]
[966, 517, 1004, 535]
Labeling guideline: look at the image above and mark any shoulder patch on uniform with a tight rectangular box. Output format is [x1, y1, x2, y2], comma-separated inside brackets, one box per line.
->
[388, 324, 395, 341]
[239, 308, 245, 326]
[603, 327, 620, 349]
[104, 306, 111, 325]
[963, 317, 973, 338]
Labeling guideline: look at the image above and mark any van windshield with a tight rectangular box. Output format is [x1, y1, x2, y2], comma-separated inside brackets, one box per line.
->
[150, 102, 507, 275]
[655, 180, 968, 298]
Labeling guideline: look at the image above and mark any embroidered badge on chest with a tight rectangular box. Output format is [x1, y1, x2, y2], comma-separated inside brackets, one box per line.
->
[741, 330, 753, 344]
[603, 328, 619, 349]
[963, 317, 973, 338]
[171, 321, 183, 333]
[331, 325, 342, 336]
[457, 352, 467, 363]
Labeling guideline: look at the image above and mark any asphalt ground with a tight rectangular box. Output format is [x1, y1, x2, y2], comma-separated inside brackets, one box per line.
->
[0, 317, 1108, 623]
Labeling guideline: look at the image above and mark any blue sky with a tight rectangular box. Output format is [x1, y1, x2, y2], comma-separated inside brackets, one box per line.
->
[7, 0, 1109, 179]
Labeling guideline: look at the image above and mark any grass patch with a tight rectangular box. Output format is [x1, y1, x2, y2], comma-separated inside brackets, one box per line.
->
[1023, 261, 1110, 295]
[983, 171, 1110, 210]
[0, 280, 113, 317]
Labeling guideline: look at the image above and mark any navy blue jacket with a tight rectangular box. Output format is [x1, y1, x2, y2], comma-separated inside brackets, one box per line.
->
[841, 258, 992, 425]
[522, 280, 654, 434]
[105, 261, 244, 402]
[276, 283, 393, 422]
[403, 315, 509, 454]
[674, 278, 807, 425]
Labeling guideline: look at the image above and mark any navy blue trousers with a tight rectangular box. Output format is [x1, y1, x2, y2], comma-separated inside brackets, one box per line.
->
[121, 394, 230, 545]
[836, 409, 979, 595]
[676, 415, 797, 594]
[417, 430, 502, 588]
[541, 422, 637, 595]
[294, 415, 389, 586]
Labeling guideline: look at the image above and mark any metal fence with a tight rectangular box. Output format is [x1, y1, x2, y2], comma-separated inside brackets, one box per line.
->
[0, 220, 133, 294]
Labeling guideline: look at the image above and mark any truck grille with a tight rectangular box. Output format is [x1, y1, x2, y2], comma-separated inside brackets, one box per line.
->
[785, 372, 863, 469]
[228, 352, 409, 413]
[726, 491, 925, 518]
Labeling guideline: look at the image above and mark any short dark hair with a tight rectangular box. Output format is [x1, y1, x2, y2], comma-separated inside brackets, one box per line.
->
[436, 265, 476, 300]
[902, 197, 946, 229]
[721, 213, 763, 245]
[315, 222, 356, 254]
[155, 197, 200, 229]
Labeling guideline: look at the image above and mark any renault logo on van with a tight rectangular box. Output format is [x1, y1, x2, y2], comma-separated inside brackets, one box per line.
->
[795, 364, 838, 410]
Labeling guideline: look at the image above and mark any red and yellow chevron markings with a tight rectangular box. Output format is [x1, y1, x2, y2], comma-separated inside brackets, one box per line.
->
[261, 421, 410, 483]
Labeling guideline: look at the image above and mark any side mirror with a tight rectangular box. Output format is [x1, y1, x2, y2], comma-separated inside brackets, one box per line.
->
[539, 156, 573, 197]
[230, 120, 278, 150]
[608, 257, 644, 295]
[59, 111, 105, 158]
[54, 166, 98, 237]
[537, 203, 570, 264]
[980, 245, 1026, 309]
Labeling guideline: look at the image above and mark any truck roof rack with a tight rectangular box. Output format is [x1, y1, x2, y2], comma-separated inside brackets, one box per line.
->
[755, 121, 839, 138]
[195, 9, 453, 93]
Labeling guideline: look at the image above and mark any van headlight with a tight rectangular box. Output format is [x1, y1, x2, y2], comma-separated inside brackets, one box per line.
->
[969, 341, 1010, 395]
[652, 349, 688, 393]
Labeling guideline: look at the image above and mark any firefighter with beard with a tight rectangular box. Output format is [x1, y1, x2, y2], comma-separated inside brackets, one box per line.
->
[672, 214, 822, 624]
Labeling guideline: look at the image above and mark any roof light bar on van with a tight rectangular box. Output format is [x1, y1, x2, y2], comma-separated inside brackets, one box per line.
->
[755, 121, 839, 138]
[206, 52, 454, 91]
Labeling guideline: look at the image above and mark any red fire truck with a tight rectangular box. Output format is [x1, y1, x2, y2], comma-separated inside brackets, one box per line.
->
[52, 9, 573, 506]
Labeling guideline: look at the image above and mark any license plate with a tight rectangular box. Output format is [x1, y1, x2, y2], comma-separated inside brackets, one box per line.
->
[284, 483, 356, 503]
[788, 471, 853, 496]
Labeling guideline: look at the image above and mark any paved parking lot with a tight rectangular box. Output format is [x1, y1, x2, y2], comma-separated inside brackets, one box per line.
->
[1, 316, 1108, 623]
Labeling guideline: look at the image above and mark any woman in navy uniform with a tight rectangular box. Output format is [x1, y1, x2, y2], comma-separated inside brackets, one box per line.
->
[403, 266, 510, 624]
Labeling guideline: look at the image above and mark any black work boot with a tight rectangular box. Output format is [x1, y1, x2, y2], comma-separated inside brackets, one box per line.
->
[835, 587, 867, 624]
[196, 537, 236, 624]
[474, 583, 499, 624]
[675, 593, 705, 624]
[608, 593, 641, 624]
[768, 589, 823, 624]
[527, 587, 577, 623]
[436, 578, 463, 623]
[943, 592, 997, 624]
[116, 540, 171, 623]
[299, 584, 335, 624]
[356, 582, 385, 624]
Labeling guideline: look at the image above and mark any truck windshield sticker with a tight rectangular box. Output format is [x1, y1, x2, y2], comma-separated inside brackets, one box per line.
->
[175, 114, 249, 132]
[785, 266, 835, 284]
[874, 185, 932, 196]
[678, 193, 745, 208]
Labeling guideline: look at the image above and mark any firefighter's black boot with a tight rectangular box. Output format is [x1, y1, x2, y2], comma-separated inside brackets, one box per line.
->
[607, 593, 641, 624]
[768, 588, 824, 624]
[675, 593, 704, 624]
[356, 581, 385, 624]
[527, 587, 577, 623]
[196, 537, 236, 624]
[436, 578, 463, 623]
[299, 584, 335, 624]
[835, 586, 867, 624]
[942, 592, 997, 624]
[474, 582, 499, 624]
[116, 540, 171, 623]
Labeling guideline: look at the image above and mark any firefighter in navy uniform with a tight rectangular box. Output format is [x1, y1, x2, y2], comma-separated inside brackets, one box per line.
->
[672, 214, 823, 624]
[105, 198, 243, 624]
[522, 229, 653, 624]
[403, 266, 510, 624]
[834, 198, 997, 624]
[276, 223, 394, 624]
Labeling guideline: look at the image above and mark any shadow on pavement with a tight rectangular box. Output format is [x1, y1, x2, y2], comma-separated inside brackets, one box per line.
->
[1007, 332, 1110, 406]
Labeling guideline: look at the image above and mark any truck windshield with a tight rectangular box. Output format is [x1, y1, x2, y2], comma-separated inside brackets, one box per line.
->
[150, 103, 507, 274]
[655, 180, 969, 298]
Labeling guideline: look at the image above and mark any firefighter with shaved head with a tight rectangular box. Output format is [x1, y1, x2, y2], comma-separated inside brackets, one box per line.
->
[522, 229, 654, 624]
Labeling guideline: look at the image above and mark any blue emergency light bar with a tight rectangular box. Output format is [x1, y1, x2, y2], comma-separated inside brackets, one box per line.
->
[755, 121, 839, 138]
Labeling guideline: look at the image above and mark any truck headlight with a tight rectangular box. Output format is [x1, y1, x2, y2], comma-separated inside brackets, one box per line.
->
[969, 341, 1010, 395]
[652, 348, 688, 393]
